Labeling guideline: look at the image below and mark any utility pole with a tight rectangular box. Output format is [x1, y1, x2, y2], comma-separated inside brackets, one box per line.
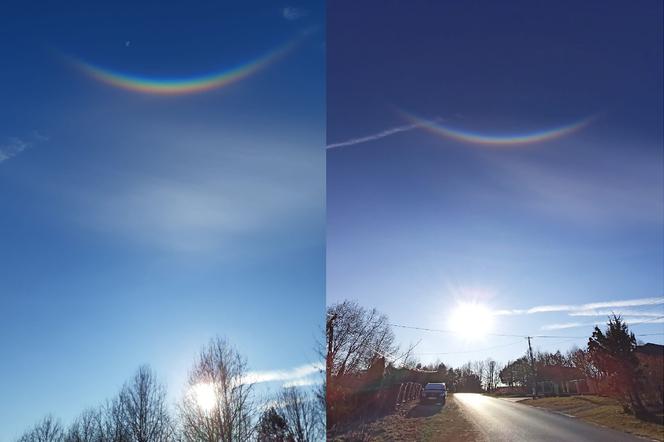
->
[527, 336, 537, 398]
[326, 312, 337, 428]
[326, 313, 337, 386]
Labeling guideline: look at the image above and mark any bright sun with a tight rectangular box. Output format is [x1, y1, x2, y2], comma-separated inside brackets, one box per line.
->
[191, 382, 216, 412]
[449, 302, 494, 339]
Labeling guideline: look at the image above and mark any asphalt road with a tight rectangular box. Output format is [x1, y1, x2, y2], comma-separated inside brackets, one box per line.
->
[454, 393, 647, 442]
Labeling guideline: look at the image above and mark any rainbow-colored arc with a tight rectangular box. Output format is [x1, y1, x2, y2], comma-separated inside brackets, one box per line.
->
[69, 41, 295, 95]
[399, 110, 597, 147]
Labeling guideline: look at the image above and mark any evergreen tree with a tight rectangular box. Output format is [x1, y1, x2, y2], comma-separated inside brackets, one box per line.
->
[587, 315, 647, 417]
[256, 407, 291, 442]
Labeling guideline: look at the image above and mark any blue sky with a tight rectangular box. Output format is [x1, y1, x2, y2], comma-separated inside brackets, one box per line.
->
[0, 1, 323, 438]
[327, 0, 663, 368]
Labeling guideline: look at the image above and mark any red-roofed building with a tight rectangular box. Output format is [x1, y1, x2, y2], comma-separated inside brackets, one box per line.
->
[536, 365, 588, 396]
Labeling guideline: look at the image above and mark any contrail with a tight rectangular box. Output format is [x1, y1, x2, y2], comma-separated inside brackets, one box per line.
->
[326, 121, 432, 149]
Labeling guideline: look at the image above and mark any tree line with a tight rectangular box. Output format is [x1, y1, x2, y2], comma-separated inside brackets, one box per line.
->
[409, 359, 503, 393]
[15, 337, 325, 442]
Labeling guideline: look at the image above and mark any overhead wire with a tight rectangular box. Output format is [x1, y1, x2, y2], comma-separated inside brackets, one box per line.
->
[414, 340, 524, 356]
[389, 320, 663, 342]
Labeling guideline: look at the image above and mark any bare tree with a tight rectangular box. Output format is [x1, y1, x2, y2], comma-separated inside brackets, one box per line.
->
[313, 382, 325, 435]
[400, 353, 420, 370]
[117, 365, 175, 442]
[277, 387, 323, 442]
[179, 337, 255, 442]
[16, 415, 64, 442]
[327, 300, 397, 377]
[99, 398, 129, 442]
[65, 408, 103, 442]
[472, 360, 486, 391]
[485, 359, 499, 392]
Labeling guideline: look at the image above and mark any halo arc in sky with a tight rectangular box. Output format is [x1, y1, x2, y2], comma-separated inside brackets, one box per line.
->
[399, 109, 599, 147]
[67, 40, 296, 95]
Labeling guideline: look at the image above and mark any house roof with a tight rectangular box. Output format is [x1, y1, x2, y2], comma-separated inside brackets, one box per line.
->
[538, 365, 584, 381]
[636, 343, 664, 357]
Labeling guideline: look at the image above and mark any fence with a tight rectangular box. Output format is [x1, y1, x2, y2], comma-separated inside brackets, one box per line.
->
[327, 359, 444, 429]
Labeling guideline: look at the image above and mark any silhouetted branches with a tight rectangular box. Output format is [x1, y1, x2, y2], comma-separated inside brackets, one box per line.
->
[17, 415, 64, 442]
[255, 387, 324, 442]
[65, 408, 103, 442]
[179, 337, 255, 442]
[588, 315, 649, 417]
[256, 407, 290, 442]
[117, 366, 175, 442]
[327, 300, 396, 377]
[14, 336, 324, 442]
[278, 387, 323, 442]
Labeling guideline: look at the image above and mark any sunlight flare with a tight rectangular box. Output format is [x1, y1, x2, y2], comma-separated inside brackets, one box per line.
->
[449, 302, 494, 339]
[191, 382, 216, 412]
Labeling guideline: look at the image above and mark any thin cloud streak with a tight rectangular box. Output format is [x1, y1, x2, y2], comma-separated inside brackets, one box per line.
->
[282, 7, 307, 21]
[486, 146, 664, 226]
[494, 296, 664, 316]
[326, 121, 435, 149]
[542, 316, 664, 331]
[0, 132, 47, 163]
[283, 376, 321, 388]
[569, 309, 664, 317]
[242, 362, 323, 385]
[541, 322, 584, 331]
[62, 122, 322, 253]
[0, 137, 32, 163]
[0, 138, 29, 163]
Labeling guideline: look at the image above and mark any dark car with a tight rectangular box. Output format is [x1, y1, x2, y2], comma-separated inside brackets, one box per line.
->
[420, 382, 447, 405]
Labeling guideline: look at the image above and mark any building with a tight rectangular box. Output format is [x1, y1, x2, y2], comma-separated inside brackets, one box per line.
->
[536, 365, 588, 396]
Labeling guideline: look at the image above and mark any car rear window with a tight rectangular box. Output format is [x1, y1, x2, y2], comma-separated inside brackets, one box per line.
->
[425, 384, 445, 390]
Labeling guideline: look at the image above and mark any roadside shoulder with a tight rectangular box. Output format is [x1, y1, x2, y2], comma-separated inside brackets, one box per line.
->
[519, 396, 663, 442]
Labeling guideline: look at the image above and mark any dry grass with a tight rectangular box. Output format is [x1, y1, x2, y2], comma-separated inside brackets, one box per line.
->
[329, 395, 481, 441]
[522, 395, 664, 441]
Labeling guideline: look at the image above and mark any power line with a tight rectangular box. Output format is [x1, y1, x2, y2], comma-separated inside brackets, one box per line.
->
[389, 323, 525, 338]
[389, 322, 586, 339]
[389, 321, 662, 341]
[532, 334, 587, 339]
[390, 322, 663, 366]
[414, 340, 524, 356]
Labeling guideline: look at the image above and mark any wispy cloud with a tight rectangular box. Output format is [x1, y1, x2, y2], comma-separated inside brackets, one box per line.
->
[0, 132, 47, 163]
[242, 362, 323, 385]
[326, 121, 438, 149]
[63, 123, 322, 253]
[568, 309, 664, 317]
[542, 316, 664, 331]
[282, 7, 307, 21]
[0, 138, 29, 162]
[498, 296, 664, 332]
[541, 322, 585, 331]
[494, 296, 664, 316]
[486, 145, 664, 226]
[283, 377, 321, 388]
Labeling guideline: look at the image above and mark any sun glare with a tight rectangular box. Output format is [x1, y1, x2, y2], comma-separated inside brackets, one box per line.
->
[449, 302, 494, 339]
[191, 382, 216, 412]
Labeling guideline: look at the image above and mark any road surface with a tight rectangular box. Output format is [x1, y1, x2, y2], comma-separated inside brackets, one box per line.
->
[454, 393, 648, 441]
